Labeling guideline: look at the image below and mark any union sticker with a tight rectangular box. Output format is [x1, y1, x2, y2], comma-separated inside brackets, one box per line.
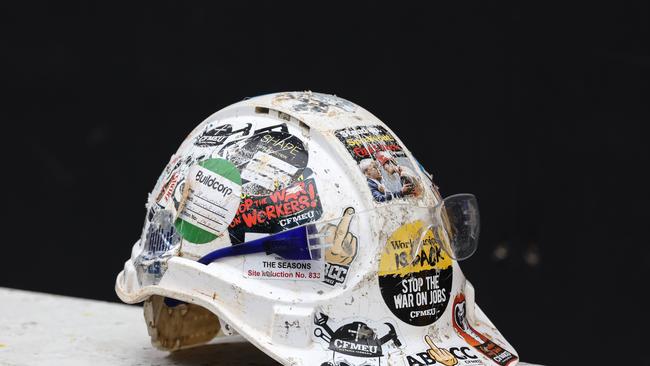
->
[312, 311, 403, 366]
[378, 221, 453, 326]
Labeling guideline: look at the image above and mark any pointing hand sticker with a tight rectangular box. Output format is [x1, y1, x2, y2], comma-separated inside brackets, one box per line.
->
[425, 335, 458, 366]
[323, 207, 358, 266]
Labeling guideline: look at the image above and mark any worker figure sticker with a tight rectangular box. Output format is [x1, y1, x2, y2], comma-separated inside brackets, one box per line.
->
[378, 222, 453, 326]
[313, 312, 403, 366]
[334, 125, 423, 203]
[452, 294, 518, 366]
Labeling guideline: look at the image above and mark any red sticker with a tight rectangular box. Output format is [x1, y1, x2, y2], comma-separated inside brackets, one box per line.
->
[452, 294, 518, 366]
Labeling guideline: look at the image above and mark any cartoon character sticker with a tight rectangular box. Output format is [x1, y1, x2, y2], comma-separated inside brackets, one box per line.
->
[405, 336, 484, 366]
[334, 126, 423, 203]
[452, 294, 518, 366]
[313, 312, 402, 366]
[322, 207, 359, 286]
[378, 222, 453, 326]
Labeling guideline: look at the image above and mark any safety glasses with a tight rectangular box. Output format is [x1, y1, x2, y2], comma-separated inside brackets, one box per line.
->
[138, 194, 479, 307]
[197, 193, 479, 265]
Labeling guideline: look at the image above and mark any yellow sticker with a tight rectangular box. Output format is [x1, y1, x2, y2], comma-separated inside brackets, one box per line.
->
[378, 221, 453, 326]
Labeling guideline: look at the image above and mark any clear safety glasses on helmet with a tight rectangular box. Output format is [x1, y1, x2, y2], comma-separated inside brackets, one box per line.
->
[133, 193, 479, 289]
[194, 193, 479, 267]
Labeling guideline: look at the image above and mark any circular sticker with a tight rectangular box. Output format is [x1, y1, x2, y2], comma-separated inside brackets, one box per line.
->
[378, 221, 453, 326]
[174, 158, 242, 244]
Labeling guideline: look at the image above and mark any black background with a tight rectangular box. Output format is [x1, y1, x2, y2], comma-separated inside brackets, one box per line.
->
[3, 2, 649, 365]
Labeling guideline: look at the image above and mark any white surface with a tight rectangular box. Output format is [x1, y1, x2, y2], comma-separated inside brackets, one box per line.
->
[0, 288, 542, 366]
[0, 287, 278, 366]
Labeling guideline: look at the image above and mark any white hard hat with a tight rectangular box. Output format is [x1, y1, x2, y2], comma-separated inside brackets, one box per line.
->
[115, 91, 520, 366]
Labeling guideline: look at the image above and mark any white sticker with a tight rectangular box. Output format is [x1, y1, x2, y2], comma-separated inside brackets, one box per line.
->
[175, 159, 242, 244]
[240, 151, 299, 190]
[242, 233, 324, 281]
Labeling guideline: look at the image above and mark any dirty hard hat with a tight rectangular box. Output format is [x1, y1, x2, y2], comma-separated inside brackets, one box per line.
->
[115, 91, 519, 366]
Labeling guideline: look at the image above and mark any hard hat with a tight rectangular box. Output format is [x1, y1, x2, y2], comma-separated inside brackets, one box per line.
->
[115, 91, 520, 366]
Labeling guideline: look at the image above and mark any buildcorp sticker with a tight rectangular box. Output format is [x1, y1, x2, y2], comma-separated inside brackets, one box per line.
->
[378, 222, 453, 326]
[175, 158, 242, 244]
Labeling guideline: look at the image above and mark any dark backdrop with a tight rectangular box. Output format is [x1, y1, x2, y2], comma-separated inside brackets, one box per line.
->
[3, 2, 648, 365]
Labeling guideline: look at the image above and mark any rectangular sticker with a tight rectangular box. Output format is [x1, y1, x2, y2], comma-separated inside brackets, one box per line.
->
[452, 294, 518, 366]
[242, 233, 324, 281]
[334, 125, 424, 203]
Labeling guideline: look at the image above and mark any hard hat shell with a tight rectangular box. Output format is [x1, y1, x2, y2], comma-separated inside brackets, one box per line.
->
[115, 91, 519, 366]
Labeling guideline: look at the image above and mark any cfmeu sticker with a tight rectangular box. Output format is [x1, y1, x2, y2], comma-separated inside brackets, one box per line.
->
[378, 222, 453, 326]
[405, 335, 484, 366]
[452, 294, 518, 366]
[175, 158, 242, 244]
[228, 177, 323, 244]
[313, 312, 402, 366]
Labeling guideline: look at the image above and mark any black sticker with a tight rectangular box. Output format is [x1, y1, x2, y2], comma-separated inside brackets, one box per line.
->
[313, 312, 402, 365]
[195, 123, 252, 147]
[228, 177, 323, 244]
[377, 223, 453, 326]
[219, 124, 308, 196]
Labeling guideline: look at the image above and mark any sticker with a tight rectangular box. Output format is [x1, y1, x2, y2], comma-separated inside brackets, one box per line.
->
[334, 125, 423, 202]
[243, 232, 324, 281]
[378, 222, 453, 326]
[405, 336, 484, 366]
[175, 158, 242, 244]
[273, 92, 357, 114]
[218, 124, 308, 196]
[194, 123, 252, 147]
[322, 207, 358, 286]
[135, 210, 181, 286]
[313, 312, 402, 366]
[452, 294, 518, 366]
[228, 177, 323, 244]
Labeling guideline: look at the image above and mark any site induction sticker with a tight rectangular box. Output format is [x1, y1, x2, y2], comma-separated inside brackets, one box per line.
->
[243, 233, 324, 281]
[452, 294, 518, 366]
[378, 222, 453, 326]
[175, 158, 242, 244]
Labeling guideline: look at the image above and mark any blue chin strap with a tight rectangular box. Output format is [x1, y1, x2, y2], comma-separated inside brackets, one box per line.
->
[164, 224, 321, 307]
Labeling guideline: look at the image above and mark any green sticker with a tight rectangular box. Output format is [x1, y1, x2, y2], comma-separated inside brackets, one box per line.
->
[175, 158, 242, 244]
